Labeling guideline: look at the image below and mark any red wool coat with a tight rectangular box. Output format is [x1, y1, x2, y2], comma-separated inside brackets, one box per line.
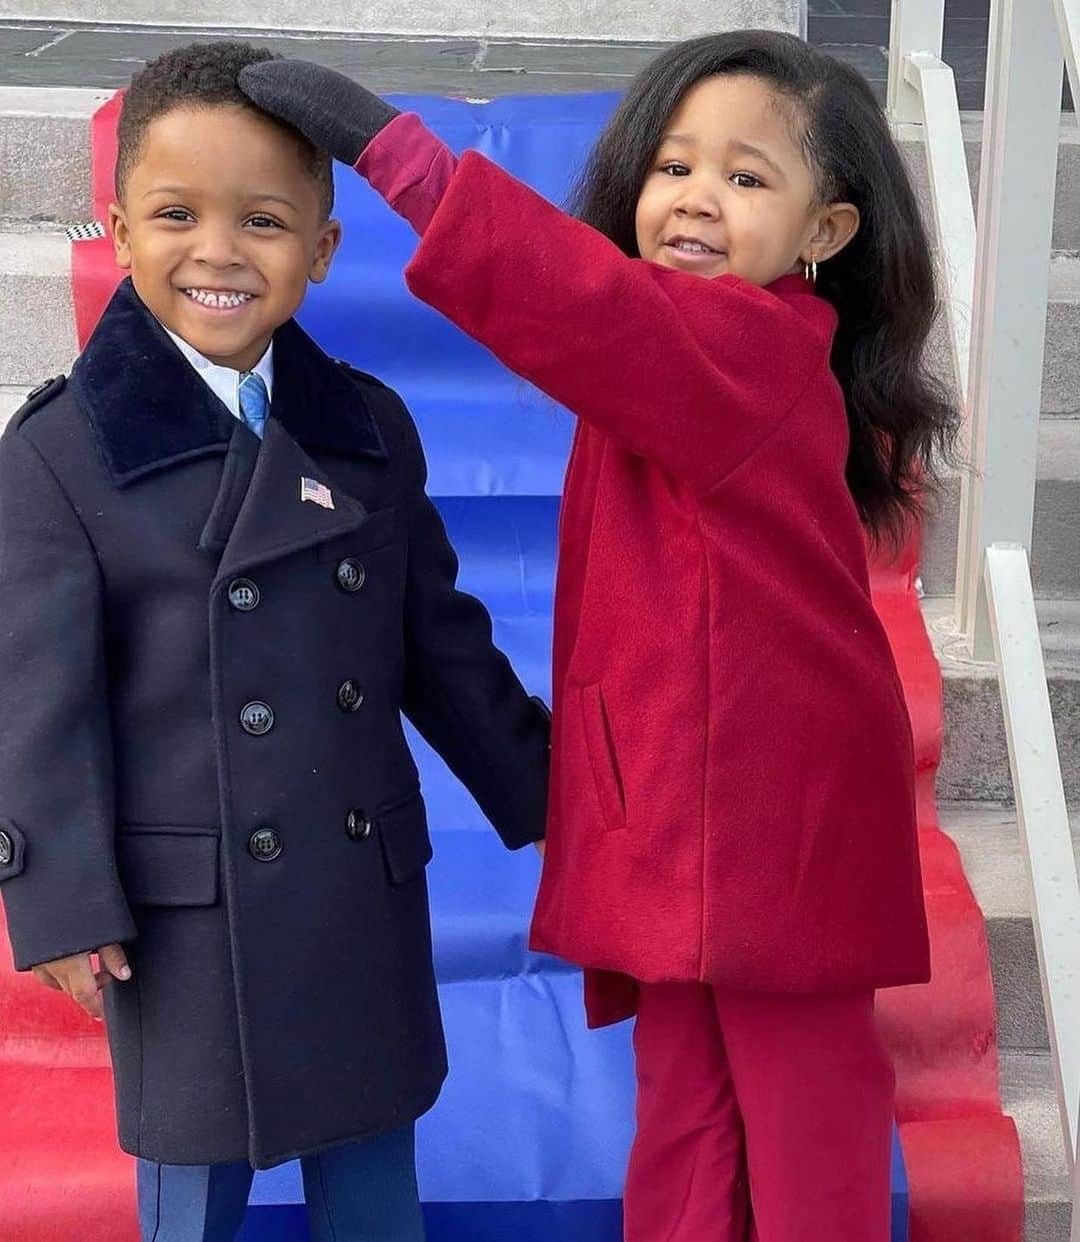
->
[397, 147, 931, 1025]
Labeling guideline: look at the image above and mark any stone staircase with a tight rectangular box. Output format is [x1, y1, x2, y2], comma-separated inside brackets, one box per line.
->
[0, 13, 1077, 1241]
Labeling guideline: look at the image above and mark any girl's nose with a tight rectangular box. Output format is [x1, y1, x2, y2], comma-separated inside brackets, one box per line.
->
[674, 183, 721, 220]
[675, 197, 720, 220]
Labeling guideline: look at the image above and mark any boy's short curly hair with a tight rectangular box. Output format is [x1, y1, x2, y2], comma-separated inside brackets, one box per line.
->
[116, 41, 335, 217]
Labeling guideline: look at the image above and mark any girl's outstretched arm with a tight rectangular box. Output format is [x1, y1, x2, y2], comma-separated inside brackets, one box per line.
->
[241, 61, 830, 493]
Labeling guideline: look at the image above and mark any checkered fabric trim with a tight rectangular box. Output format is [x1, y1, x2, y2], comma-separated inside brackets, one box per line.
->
[66, 221, 107, 242]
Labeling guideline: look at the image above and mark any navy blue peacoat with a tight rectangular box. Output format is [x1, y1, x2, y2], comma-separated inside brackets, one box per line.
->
[0, 279, 549, 1168]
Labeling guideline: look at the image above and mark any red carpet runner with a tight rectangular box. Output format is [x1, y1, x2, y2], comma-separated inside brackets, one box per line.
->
[0, 91, 1023, 1240]
[872, 541, 1023, 1240]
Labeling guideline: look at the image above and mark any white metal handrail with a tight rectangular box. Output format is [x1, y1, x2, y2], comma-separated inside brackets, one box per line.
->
[888, 2, 1080, 1233]
[985, 546, 1080, 1159]
[887, 2, 975, 403]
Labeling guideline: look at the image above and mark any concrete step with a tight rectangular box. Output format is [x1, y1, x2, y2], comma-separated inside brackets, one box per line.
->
[0, 3, 801, 43]
[1, 218, 1079, 400]
[0, 86, 105, 224]
[904, 116, 1080, 255]
[941, 802, 1080, 1053]
[0, 227, 75, 386]
[999, 1049, 1072, 1242]
[922, 416, 1080, 600]
[0, 80, 1075, 231]
[0, 385, 29, 432]
[1, 85, 1078, 243]
[946, 807, 1079, 1232]
[928, 597, 1080, 805]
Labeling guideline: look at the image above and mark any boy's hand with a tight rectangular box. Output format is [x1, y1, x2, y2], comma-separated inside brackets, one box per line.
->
[534, 840, 546, 858]
[32, 944, 131, 1021]
[239, 60, 400, 166]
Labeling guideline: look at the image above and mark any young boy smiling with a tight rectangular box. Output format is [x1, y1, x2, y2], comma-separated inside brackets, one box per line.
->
[0, 41, 550, 1241]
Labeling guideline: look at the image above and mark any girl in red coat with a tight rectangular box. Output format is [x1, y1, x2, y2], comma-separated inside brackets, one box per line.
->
[243, 31, 957, 1241]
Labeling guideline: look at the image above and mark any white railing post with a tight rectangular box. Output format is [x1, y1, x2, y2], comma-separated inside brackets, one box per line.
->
[955, 0, 1064, 660]
[903, 53, 976, 401]
[984, 545, 1080, 1169]
[1050, 0, 1080, 118]
[887, 0, 946, 124]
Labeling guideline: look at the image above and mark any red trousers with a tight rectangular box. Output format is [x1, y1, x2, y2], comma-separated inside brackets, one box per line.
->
[624, 983, 895, 1242]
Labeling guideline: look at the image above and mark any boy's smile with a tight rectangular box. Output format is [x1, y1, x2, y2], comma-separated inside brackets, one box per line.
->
[109, 103, 341, 373]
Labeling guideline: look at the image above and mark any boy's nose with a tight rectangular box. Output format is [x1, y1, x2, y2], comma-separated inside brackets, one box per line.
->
[190, 225, 245, 268]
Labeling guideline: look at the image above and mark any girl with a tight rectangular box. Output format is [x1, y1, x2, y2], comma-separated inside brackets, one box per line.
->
[242, 31, 956, 1241]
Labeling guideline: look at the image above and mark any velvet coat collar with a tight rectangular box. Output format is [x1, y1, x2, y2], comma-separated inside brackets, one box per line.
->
[71, 278, 388, 489]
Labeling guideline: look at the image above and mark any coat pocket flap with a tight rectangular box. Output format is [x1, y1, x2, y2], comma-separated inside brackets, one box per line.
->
[116, 828, 220, 907]
[316, 507, 398, 562]
[376, 794, 433, 885]
[0, 818, 27, 882]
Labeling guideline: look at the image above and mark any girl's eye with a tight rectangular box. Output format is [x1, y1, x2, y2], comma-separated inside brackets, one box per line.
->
[731, 172, 763, 189]
[659, 161, 690, 177]
[246, 215, 283, 230]
[158, 208, 194, 223]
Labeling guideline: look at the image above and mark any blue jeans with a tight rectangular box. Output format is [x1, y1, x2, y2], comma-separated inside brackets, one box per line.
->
[136, 1124, 425, 1241]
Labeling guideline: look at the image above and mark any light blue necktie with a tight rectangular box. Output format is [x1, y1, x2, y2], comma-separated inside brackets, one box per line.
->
[238, 371, 269, 439]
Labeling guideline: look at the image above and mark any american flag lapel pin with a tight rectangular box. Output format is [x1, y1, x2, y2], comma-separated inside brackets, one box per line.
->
[300, 476, 335, 510]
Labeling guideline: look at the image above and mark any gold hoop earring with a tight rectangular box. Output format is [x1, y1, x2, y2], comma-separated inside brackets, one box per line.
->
[803, 257, 818, 286]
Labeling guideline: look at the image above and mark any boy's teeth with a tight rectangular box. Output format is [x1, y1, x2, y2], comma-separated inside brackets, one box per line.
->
[184, 289, 253, 308]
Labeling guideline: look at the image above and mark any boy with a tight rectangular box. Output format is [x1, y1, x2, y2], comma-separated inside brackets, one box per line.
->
[0, 42, 549, 1241]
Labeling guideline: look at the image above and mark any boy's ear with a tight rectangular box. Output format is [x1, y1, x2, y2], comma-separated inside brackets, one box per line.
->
[804, 201, 860, 266]
[108, 202, 133, 270]
[309, 218, 343, 284]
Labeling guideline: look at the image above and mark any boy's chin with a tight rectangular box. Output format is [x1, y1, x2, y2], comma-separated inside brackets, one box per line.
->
[162, 295, 278, 369]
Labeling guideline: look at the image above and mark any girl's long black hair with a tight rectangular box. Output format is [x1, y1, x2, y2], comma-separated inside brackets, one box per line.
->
[572, 30, 959, 544]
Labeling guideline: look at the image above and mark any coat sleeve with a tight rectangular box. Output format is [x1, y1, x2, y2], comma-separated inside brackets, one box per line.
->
[397, 147, 824, 493]
[395, 408, 550, 849]
[0, 427, 136, 970]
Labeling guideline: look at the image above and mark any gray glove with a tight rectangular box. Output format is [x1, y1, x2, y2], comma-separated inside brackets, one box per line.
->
[239, 59, 400, 165]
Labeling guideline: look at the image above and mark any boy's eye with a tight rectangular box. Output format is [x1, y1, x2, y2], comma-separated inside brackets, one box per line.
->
[731, 172, 763, 189]
[246, 215, 284, 230]
[658, 161, 690, 177]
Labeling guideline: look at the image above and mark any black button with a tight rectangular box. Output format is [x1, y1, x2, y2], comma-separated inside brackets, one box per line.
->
[336, 559, 366, 593]
[345, 810, 373, 841]
[337, 680, 364, 712]
[240, 701, 275, 735]
[249, 828, 282, 861]
[228, 578, 260, 611]
[0, 831, 11, 867]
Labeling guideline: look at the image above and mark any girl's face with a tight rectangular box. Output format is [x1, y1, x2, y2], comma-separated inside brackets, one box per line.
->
[634, 73, 858, 286]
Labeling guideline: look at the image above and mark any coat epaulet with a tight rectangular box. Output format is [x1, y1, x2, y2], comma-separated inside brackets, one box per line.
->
[335, 360, 389, 392]
[11, 375, 67, 429]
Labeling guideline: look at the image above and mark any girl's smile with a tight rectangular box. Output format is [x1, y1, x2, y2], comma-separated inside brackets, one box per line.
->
[635, 74, 857, 288]
[662, 233, 728, 270]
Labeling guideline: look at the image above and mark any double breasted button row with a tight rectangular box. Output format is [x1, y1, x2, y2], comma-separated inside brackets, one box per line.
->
[228, 562, 365, 613]
[248, 813, 371, 862]
[240, 685, 364, 735]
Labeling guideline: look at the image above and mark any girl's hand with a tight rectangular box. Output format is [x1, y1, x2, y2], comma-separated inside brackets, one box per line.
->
[239, 60, 400, 166]
[32, 943, 131, 1022]
[534, 840, 546, 859]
